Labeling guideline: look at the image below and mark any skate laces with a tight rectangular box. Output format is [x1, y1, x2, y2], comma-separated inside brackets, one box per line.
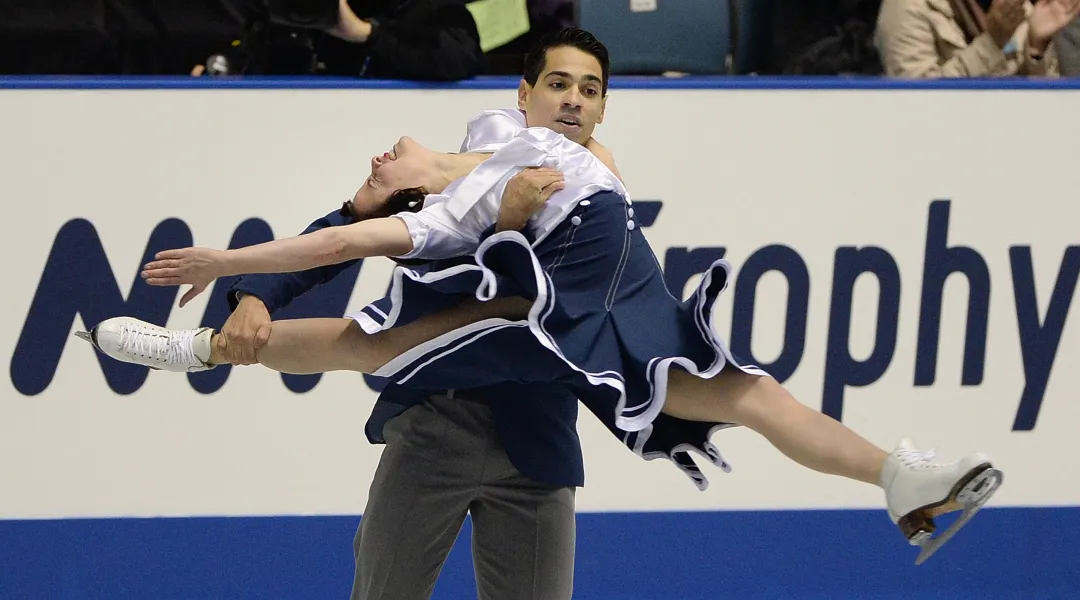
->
[896, 447, 942, 470]
[119, 323, 199, 367]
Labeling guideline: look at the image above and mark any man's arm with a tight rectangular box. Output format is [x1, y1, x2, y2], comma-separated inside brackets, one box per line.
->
[228, 206, 360, 313]
[326, 0, 485, 81]
[222, 206, 362, 365]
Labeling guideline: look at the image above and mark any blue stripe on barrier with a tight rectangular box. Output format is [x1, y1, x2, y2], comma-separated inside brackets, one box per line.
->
[1, 507, 1076, 599]
[3, 75, 1080, 91]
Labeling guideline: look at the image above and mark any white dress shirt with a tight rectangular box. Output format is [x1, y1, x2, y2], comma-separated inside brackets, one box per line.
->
[393, 109, 629, 261]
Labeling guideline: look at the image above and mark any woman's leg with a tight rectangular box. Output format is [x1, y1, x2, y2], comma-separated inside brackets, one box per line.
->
[662, 369, 887, 485]
[662, 367, 1002, 563]
[84, 297, 531, 375]
[209, 297, 532, 375]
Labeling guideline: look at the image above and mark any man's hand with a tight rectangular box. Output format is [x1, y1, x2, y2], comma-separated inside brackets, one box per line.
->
[219, 295, 273, 365]
[986, 0, 1027, 47]
[496, 168, 566, 233]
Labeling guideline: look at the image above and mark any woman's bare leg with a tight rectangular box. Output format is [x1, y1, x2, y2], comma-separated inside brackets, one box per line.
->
[206, 297, 531, 375]
[664, 368, 1002, 563]
[663, 369, 888, 485]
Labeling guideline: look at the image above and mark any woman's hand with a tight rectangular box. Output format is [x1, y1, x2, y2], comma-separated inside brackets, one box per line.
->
[141, 247, 229, 307]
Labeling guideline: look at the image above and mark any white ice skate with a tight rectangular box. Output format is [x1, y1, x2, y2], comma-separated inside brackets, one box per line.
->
[74, 317, 215, 373]
[879, 438, 1003, 565]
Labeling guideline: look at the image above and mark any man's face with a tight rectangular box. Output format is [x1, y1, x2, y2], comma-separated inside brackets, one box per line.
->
[518, 46, 606, 145]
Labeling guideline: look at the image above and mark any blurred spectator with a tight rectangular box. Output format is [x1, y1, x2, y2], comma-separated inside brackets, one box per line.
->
[1056, 17, 1080, 73]
[0, 0, 484, 80]
[784, 18, 885, 74]
[482, 0, 573, 74]
[874, 0, 1080, 77]
[0, 0, 244, 74]
[767, 0, 885, 75]
[529, 0, 573, 30]
[200, 0, 485, 80]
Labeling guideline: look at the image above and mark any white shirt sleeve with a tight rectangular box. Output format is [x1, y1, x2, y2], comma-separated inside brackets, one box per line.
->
[459, 109, 527, 154]
[391, 109, 526, 261]
[395, 128, 564, 261]
[392, 205, 477, 261]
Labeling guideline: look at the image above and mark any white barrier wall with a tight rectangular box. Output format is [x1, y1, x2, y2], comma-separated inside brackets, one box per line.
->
[2, 87, 1078, 519]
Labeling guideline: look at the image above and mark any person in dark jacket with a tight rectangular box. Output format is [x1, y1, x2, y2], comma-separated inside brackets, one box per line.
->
[200, 0, 486, 80]
[0, 0, 483, 79]
[319, 0, 485, 79]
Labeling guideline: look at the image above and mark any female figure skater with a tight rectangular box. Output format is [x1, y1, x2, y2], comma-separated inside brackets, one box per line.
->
[77, 111, 1001, 565]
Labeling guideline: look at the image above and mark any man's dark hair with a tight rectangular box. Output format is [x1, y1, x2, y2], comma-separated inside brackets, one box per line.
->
[522, 27, 610, 95]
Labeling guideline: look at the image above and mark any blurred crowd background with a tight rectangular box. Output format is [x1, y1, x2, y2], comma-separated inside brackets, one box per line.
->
[2, 0, 1078, 79]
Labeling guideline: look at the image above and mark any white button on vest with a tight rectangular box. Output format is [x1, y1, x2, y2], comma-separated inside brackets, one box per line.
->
[571, 216, 582, 226]
[628, 208, 635, 218]
[580, 200, 591, 206]
[627, 221, 636, 231]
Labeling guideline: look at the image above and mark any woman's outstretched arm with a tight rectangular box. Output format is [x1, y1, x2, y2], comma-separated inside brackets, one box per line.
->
[141, 217, 414, 306]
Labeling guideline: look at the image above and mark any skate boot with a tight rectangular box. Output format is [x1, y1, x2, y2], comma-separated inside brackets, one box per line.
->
[879, 438, 1003, 565]
[74, 317, 216, 373]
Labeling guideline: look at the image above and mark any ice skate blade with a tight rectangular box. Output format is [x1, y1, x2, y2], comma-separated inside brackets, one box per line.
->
[912, 467, 1003, 566]
[73, 328, 100, 350]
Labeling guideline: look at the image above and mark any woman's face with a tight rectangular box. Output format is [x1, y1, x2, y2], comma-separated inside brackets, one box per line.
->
[351, 136, 437, 216]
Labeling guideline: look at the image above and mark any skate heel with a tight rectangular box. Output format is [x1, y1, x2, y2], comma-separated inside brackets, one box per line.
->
[897, 462, 991, 542]
[897, 510, 936, 546]
[898, 463, 1004, 565]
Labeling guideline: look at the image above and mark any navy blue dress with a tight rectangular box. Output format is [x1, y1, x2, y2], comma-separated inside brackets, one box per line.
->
[349, 190, 770, 482]
[233, 205, 752, 490]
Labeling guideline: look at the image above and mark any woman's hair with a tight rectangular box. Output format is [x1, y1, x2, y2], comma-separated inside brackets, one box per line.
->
[341, 187, 427, 221]
[339, 186, 429, 266]
[370, 187, 428, 219]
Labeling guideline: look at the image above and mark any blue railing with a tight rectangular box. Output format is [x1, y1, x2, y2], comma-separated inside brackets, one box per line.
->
[3, 75, 1080, 90]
